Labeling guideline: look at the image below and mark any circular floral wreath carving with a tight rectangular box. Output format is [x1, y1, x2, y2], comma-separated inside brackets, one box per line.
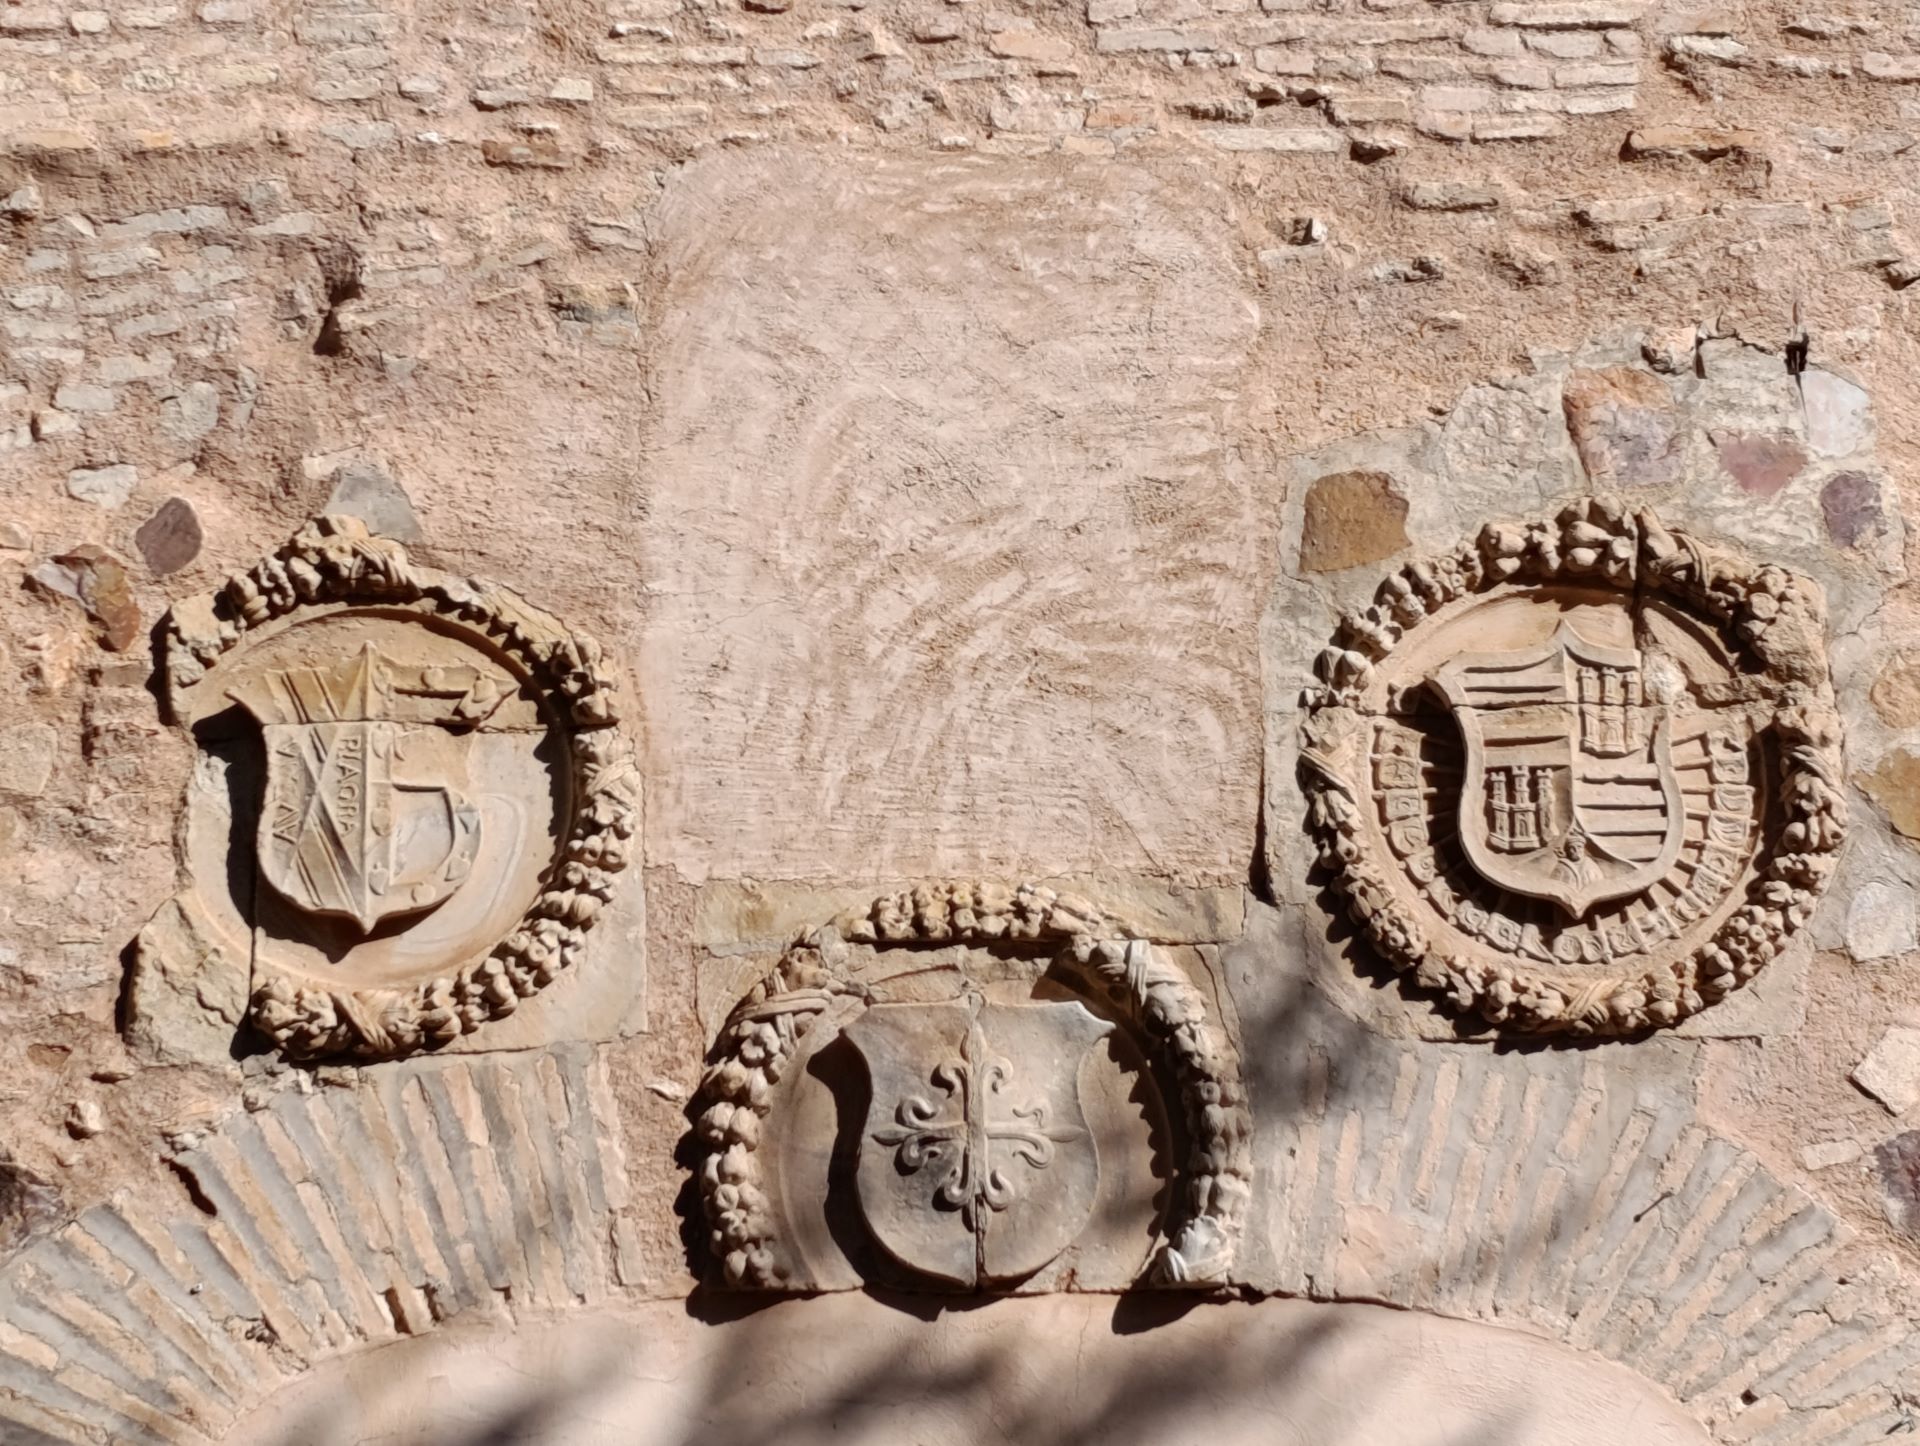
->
[1299, 498, 1846, 1036]
[692, 882, 1253, 1289]
[163, 516, 638, 1059]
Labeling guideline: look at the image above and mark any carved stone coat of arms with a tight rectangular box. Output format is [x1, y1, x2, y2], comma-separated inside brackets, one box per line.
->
[843, 996, 1112, 1288]
[229, 644, 492, 933]
[1299, 500, 1846, 1036]
[1433, 622, 1686, 920]
[131, 517, 639, 1062]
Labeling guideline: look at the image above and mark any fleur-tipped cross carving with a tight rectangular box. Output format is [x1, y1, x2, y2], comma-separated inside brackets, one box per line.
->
[873, 1003, 1081, 1231]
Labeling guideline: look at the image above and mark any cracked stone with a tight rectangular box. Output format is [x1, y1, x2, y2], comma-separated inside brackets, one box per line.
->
[124, 897, 248, 1067]
[27, 544, 141, 651]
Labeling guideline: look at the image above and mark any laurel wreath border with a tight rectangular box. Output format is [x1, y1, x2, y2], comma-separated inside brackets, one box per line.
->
[690, 882, 1253, 1290]
[160, 516, 639, 1060]
[1298, 497, 1847, 1036]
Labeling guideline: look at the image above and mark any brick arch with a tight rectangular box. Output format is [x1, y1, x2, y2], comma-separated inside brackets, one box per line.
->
[0, 1047, 634, 1446]
[0, 1038, 1904, 1445]
[1254, 1030, 1914, 1446]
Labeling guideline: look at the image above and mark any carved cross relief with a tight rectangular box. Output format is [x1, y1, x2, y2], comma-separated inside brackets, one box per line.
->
[868, 999, 1085, 1233]
[843, 994, 1113, 1288]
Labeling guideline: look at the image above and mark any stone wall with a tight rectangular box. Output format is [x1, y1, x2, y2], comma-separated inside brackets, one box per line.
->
[2, 0, 1920, 1441]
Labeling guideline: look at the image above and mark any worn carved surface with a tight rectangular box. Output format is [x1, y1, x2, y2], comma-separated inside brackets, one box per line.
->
[1301, 498, 1847, 1036]
[136, 516, 639, 1060]
[692, 882, 1253, 1292]
[846, 996, 1113, 1288]
[4, 5, 1920, 1430]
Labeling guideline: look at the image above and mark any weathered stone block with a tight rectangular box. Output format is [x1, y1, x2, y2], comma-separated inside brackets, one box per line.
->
[1855, 1029, 1920, 1114]
[66, 462, 139, 508]
[0, 724, 57, 798]
[134, 496, 203, 575]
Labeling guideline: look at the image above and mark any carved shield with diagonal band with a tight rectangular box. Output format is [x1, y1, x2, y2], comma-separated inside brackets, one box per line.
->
[1434, 621, 1686, 920]
[843, 997, 1112, 1288]
[234, 645, 482, 933]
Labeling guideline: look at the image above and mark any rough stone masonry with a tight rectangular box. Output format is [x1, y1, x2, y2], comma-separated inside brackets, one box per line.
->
[2, 0, 1920, 1442]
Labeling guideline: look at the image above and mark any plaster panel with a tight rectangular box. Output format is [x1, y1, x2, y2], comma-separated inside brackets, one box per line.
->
[639, 148, 1267, 887]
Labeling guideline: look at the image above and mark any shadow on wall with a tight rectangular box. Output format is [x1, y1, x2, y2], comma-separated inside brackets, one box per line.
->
[243, 1289, 1709, 1446]
[0, 893, 1870, 1446]
[3, 887, 1863, 1445]
[244, 949, 1706, 1446]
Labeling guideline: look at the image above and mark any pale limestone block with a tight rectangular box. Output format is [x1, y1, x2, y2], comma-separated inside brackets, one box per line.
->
[1800, 1139, 1863, 1170]
[1802, 369, 1872, 457]
[0, 724, 56, 797]
[1847, 880, 1919, 962]
[1854, 1027, 1920, 1114]
[66, 462, 137, 507]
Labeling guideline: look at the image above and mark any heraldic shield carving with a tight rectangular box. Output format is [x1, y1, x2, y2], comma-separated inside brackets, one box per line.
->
[690, 883, 1254, 1294]
[132, 517, 638, 1061]
[1432, 622, 1687, 919]
[844, 997, 1111, 1288]
[1300, 499, 1846, 1037]
[230, 644, 488, 933]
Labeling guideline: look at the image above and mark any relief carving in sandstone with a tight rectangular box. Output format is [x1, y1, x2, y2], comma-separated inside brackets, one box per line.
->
[133, 517, 638, 1060]
[690, 883, 1252, 1292]
[847, 995, 1111, 1287]
[1301, 498, 1846, 1035]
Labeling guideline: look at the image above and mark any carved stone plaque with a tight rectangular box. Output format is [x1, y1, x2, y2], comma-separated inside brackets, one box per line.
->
[133, 517, 638, 1060]
[844, 997, 1111, 1288]
[232, 645, 489, 932]
[1301, 499, 1846, 1035]
[1432, 622, 1691, 918]
[691, 882, 1252, 1292]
